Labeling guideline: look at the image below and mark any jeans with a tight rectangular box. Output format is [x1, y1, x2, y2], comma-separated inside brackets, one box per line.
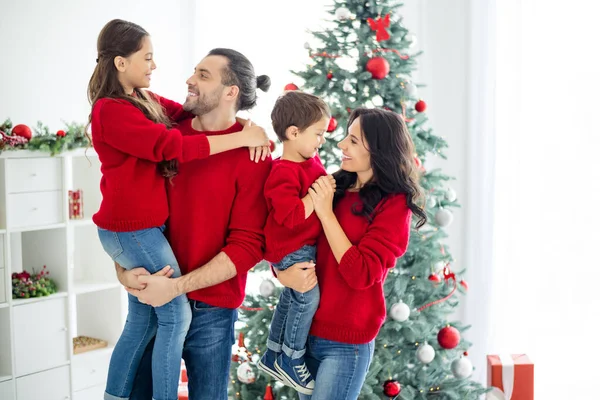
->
[98, 226, 192, 400]
[268, 245, 319, 359]
[129, 300, 238, 400]
[298, 336, 375, 400]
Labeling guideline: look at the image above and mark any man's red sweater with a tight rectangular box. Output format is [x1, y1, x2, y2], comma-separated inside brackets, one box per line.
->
[166, 120, 272, 309]
[263, 156, 327, 264]
[91, 95, 210, 232]
[309, 192, 412, 344]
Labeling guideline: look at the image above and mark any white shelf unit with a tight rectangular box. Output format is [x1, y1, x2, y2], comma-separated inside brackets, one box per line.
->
[0, 149, 127, 400]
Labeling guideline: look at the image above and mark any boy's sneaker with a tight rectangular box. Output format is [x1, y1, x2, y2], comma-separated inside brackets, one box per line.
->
[257, 349, 284, 382]
[274, 353, 315, 395]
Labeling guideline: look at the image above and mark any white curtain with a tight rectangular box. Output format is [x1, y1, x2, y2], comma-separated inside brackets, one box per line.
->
[466, 1, 600, 398]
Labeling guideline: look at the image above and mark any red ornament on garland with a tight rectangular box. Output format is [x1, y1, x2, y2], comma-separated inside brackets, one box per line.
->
[415, 100, 427, 113]
[327, 117, 338, 132]
[12, 124, 32, 140]
[438, 326, 461, 349]
[366, 57, 390, 80]
[428, 273, 442, 283]
[327, 71, 333, 80]
[263, 384, 274, 400]
[284, 83, 299, 91]
[383, 379, 401, 397]
[56, 130, 66, 137]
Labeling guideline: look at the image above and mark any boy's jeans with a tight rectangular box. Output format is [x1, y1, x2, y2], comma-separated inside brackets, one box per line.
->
[268, 245, 319, 359]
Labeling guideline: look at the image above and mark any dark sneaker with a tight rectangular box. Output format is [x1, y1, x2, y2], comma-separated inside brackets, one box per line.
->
[257, 349, 284, 382]
[274, 353, 315, 395]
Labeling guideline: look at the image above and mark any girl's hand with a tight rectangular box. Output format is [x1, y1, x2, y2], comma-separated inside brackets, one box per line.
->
[275, 262, 317, 293]
[308, 175, 335, 219]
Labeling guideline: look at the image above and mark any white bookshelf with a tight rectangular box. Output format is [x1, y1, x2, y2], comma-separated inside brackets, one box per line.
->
[0, 149, 127, 400]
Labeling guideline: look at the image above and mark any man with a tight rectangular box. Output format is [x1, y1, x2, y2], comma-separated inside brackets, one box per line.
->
[116, 48, 272, 400]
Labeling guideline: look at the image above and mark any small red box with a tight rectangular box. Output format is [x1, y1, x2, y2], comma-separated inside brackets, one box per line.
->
[487, 354, 534, 399]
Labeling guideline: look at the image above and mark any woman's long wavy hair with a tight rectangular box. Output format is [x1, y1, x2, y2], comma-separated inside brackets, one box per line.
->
[333, 108, 427, 229]
[87, 19, 170, 130]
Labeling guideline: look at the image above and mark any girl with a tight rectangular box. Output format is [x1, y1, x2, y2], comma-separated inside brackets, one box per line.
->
[88, 19, 268, 400]
[276, 108, 427, 400]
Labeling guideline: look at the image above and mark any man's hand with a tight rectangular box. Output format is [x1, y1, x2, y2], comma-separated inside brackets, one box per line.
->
[116, 264, 174, 290]
[125, 267, 180, 307]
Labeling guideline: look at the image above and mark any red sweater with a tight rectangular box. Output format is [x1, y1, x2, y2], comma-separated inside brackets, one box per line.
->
[263, 156, 327, 263]
[92, 94, 210, 232]
[166, 120, 272, 309]
[309, 192, 412, 344]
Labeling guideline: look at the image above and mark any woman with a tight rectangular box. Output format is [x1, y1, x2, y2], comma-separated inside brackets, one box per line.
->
[276, 108, 427, 400]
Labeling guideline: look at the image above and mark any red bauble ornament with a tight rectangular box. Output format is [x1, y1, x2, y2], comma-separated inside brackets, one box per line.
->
[12, 124, 32, 140]
[463, 351, 469, 356]
[264, 385, 274, 400]
[269, 140, 276, 153]
[460, 280, 469, 290]
[438, 326, 461, 349]
[383, 379, 401, 397]
[56, 130, 66, 137]
[284, 83, 299, 91]
[365, 57, 390, 80]
[428, 274, 442, 283]
[415, 100, 427, 113]
[327, 72, 333, 80]
[327, 117, 338, 132]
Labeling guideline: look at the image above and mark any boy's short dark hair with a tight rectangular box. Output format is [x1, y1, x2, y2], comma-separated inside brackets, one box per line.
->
[271, 91, 331, 142]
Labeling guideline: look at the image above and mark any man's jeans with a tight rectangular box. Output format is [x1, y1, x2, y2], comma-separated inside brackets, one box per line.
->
[98, 226, 191, 400]
[268, 245, 320, 359]
[129, 301, 238, 400]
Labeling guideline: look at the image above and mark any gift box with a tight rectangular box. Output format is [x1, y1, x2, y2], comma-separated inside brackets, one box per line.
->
[487, 354, 534, 399]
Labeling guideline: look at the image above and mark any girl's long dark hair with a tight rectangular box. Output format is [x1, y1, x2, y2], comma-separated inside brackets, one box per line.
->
[87, 19, 170, 128]
[333, 108, 427, 229]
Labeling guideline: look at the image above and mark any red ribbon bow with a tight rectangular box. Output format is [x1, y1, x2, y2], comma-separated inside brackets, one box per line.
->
[367, 14, 391, 42]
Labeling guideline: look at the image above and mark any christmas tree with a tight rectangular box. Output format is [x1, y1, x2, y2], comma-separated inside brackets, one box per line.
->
[229, 1, 488, 399]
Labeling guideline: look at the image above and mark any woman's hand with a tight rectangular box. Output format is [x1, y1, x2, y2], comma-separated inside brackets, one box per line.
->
[275, 262, 317, 293]
[308, 175, 335, 220]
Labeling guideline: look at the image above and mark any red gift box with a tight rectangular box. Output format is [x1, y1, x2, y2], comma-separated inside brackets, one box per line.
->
[487, 354, 534, 399]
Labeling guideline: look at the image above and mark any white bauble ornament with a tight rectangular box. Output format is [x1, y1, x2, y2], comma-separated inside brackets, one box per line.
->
[427, 196, 437, 208]
[251, 353, 260, 364]
[445, 188, 457, 202]
[405, 33, 417, 47]
[435, 208, 454, 227]
[259, 279, 276, 297]
[372, 95, 384, 107]
[389, 302, 410, 322]
[416, 343, 435, 364]
[237, 362, 256, 384]
[451, 356, 473, 379]
[343, 80, 353, 92]
[304, 42, 311, 50]
[335, 7, 351, 20]
[434, 260, 446, 274]
[404, 82, 418, 97]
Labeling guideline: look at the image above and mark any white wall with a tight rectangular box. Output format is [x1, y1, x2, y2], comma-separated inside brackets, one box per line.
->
[0, 0, 193, 130]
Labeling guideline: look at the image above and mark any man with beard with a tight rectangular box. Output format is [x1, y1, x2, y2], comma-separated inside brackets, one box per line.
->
[117, 48, 273, 400]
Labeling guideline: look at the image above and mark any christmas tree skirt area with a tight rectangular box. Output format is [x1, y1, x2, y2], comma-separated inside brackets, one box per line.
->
[73, 335, 108, 354]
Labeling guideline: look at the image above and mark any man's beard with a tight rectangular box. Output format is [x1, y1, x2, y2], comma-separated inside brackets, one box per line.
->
[183, 89, 221, 116]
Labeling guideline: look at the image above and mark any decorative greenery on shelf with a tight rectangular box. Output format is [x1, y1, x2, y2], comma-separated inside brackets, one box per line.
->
[0, 118, 91, 156]
[12, 266, 58, 299]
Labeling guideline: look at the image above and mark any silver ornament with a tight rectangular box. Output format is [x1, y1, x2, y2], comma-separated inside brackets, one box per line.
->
[427, 196, 437, 208]
[335, 7, 351, 20]
[416, 343, 435, 364]
[404, 82, 418, 97]
[259, 279, 276, 297]
[445, 188, 457, 202]
[451, 356, 473, 379]
[435, 208, 453, 227]
[389, 302, 410, 322]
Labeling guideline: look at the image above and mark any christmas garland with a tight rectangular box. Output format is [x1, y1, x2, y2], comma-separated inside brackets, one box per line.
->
[0, 118, 91, 156]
